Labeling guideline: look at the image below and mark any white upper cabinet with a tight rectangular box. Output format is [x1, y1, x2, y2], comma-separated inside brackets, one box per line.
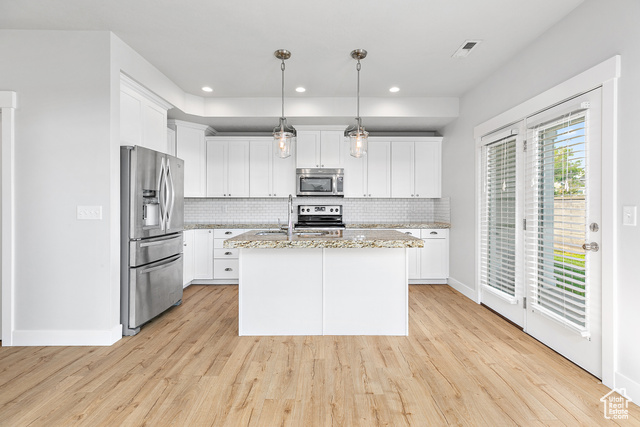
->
[342, 139, 390, 198]
[414, 141, 441, 198]
[367, 141, 391, 197]
[296, 129, 345, 168]
[206, 138, 250, 198]
[390, 138, 442, 198]
[250, 139, 296, 198]
[170, 120, 210, 198]
[120, 74, 173, 154]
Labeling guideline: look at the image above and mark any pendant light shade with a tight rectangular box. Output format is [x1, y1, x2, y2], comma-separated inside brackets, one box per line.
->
[273, 49, 296, 159]
[345, 49, 369, 158]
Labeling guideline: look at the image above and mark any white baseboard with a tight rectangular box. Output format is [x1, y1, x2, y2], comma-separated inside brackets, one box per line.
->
[615, 371, 640, 406]
[11, 324, 122, 346]
[190, 279, 238, 285]
[447, 277, 478, 303]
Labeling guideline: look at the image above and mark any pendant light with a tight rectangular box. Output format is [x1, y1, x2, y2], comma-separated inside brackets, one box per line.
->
[273, 49, 296, 159]
[345, 49, 369, 158]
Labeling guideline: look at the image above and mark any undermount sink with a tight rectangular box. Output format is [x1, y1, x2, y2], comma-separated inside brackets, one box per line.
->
[255, 230, 287, 235]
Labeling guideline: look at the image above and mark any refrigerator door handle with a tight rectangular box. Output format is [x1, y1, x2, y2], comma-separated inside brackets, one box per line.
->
[158, 157, 167, 232]
[165, 160, 175, 230]
[139, 254, 181, 275]
[139, 234, 182, 248]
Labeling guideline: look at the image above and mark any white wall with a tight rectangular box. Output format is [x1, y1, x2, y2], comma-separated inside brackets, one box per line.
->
[0, 31, 119, 344]
[442, 0, 640, 399]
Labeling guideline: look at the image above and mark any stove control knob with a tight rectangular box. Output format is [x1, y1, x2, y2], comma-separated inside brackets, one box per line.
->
[330, 208, 334, 212]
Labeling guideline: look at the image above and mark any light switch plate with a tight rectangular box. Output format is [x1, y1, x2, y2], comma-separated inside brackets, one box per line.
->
[623, 205, 637, 226]
[77, 206, 103, 220]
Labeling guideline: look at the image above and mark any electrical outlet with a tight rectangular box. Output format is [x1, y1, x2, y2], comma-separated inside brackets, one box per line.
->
[77, 206, 103, 220]
[623, 206, 637, 226]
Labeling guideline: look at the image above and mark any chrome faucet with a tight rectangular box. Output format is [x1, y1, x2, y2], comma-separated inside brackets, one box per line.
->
[287, 194, 294, 238]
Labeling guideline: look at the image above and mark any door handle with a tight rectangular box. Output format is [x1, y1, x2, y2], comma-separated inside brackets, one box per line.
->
[225, 252, 232, 255]
[225, 268, 233, 271]
[582, 242, 599, 252]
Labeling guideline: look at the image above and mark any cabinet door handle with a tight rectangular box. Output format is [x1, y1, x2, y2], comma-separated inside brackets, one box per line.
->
[224, 267, 233, 271]
[184, 243, 187, 246]
[225, 231, 232, 235]
[416, 194, 419, 197]
[321, 164, 324, 167]
[273, 193, 276, 196]
[405, 232, 412, 235]
[430, 231, 438, 235]
[368, 194, 371, 197]
[225, 251, 232, 255]
[363, 194, 366, 197]
[208, 230, 212, 233]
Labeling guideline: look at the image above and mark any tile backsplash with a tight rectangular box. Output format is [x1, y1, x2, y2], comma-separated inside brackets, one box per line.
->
[185, 197, 450, 224]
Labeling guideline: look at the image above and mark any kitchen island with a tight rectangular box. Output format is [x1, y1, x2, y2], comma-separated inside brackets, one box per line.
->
[224, 229, 423, 336]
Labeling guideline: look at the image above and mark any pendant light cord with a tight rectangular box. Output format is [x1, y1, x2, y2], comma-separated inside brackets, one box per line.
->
[281, 60, 285, 120]
[356, 60, 361, 120]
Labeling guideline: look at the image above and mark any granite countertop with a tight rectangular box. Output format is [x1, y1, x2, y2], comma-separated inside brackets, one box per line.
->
[184, 222, 450, 230]
[224, 229, 425, 249]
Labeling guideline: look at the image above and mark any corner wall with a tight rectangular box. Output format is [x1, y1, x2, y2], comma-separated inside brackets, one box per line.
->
[0, 31, 120, 344]
[442, 0, 640, 400]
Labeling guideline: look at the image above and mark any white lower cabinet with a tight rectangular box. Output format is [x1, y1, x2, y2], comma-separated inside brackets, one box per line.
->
[183, 230, 195, 287]
[213, 229, 247, 281]
[419, 229, 449, 281]
[194, 229, 214, 279]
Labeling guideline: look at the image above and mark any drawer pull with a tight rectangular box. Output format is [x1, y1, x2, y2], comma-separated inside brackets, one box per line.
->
[224, 267, 233, 272]
[225, 252, 232, 255]
[405, 232, 412, 235]
[225, 231, 232, 235]
[430, 231, 438, 235]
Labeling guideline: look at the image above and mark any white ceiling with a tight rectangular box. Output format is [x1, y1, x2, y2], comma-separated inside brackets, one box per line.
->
[1, 0, 584, 131]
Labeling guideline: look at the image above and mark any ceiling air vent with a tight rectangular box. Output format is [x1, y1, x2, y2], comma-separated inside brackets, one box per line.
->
[452, 40, 482, 58]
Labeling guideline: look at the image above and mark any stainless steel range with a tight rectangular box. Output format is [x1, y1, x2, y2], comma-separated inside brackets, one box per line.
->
[295, 204, 345, 229]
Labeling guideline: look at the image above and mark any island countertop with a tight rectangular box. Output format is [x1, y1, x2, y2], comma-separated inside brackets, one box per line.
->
[224, 229, 424, 249]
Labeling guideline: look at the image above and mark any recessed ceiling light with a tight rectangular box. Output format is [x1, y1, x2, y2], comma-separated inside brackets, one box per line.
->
[201, 86, 213, 92]
[295, 87, 306, 93]
[389, 87, 400, 93]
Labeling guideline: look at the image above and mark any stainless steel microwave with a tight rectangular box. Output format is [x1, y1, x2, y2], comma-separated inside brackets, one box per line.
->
[296, 168, 344, 197]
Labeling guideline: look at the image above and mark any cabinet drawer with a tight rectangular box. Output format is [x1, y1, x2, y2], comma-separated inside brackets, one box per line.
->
[214, 259, 239, 279]
[214, 248, 239, 259]
[421, 229, 448, 239]
[213, 229, 245, 239]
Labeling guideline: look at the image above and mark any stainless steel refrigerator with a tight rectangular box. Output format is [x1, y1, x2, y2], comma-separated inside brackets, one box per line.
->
[120, 146, 184, 336]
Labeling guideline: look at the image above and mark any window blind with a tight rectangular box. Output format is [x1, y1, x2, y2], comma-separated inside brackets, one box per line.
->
[525, 112, 589, 334]
[480, 136, 517, 300]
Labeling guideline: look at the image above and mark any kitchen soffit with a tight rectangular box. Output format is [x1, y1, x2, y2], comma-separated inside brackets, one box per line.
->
[1, 0, 584, 131]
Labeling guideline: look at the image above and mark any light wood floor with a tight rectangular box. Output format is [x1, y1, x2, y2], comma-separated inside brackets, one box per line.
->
[0, 285, 638, 426]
